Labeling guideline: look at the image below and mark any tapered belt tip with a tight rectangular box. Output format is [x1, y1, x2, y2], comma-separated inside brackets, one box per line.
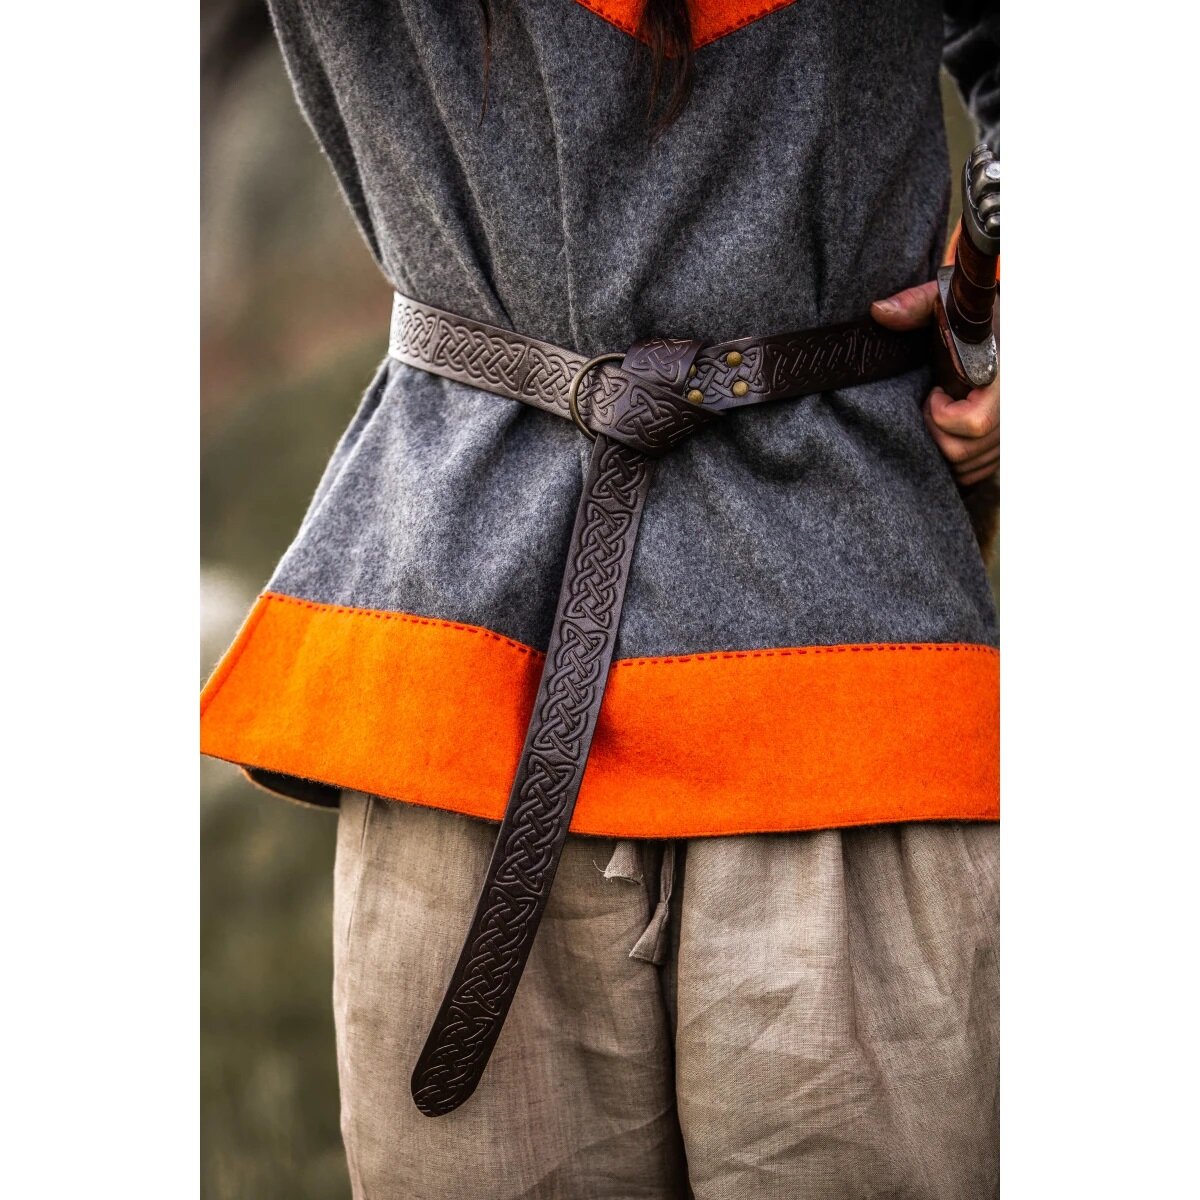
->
[411, 1077, 473, 1117]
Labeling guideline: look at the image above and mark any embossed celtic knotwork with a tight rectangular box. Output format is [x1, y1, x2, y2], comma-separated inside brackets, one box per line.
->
[602, 379, 714, 455]
[390, 295, 580, 417]
[390, 292, 925, 420]
[621, 337, 704, 388]
[410, 439, 651, 1117]
[572, 363, 628, 426]
[693, 324, 924, 410]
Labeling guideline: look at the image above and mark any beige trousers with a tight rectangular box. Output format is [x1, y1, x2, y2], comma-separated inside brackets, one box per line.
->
[333, 792, 999, 1199]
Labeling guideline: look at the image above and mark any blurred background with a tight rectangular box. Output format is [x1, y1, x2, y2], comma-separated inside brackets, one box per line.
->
[200, 3, 993, 1194]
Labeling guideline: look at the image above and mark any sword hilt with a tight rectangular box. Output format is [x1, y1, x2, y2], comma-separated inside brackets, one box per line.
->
[934, 144, 1000, 397]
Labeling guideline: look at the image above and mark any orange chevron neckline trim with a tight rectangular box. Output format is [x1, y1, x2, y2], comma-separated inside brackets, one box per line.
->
[200, 592, 999, 838]
[573, 1, 801, 49]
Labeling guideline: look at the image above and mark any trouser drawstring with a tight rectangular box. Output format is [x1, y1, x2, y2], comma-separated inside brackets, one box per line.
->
[603, 840, 677, 966]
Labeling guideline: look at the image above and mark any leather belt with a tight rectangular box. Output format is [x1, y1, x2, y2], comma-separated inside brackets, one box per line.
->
[387, 291, 926, 1116]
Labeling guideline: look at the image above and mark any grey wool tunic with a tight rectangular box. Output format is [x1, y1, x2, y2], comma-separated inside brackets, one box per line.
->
[201, 0, 1000, 837]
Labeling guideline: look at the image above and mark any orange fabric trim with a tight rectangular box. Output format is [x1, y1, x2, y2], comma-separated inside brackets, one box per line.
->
[201, 593, 998, 837]
[573, 0, 800, 49]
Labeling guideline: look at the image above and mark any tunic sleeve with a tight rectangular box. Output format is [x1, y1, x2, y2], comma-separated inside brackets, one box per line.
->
[942, 0, 1000, 155]
[264, 0, 384, 268]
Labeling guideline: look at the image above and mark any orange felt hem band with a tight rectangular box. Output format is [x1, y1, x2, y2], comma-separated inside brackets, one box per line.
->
[573, 0, 801, 49]
[201, 593, 999, 837]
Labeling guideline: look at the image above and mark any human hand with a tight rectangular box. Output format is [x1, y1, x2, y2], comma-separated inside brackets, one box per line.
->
[870, 281, 999, 486]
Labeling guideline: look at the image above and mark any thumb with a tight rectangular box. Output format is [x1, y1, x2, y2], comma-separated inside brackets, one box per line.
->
[870, 280, 939, 331]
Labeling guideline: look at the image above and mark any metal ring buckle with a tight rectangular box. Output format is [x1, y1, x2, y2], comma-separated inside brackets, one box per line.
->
[566, 353, 624, 441]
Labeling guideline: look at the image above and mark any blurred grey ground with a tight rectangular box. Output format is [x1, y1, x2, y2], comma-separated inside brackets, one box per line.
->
[200, 6, 990, 1193]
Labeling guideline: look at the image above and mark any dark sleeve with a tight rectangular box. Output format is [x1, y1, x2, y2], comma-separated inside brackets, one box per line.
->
[265, 0, 384, 266]
[942, 0, 1000, 155]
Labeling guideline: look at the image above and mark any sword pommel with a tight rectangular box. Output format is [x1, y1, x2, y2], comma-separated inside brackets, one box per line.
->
[963, 143, 1000, 256]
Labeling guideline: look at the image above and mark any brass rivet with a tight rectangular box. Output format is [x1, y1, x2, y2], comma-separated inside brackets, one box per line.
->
[688, 364, 697, 378]
[686, 388, 704, 405]
[731, 380, 750, 398]
[725, 351, 743, 368]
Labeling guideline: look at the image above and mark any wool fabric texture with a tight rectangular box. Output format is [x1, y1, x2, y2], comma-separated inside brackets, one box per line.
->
[202, 0, 1001, 830]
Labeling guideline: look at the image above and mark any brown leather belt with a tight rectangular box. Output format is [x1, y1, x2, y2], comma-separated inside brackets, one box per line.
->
[387, 291, 926, 1116]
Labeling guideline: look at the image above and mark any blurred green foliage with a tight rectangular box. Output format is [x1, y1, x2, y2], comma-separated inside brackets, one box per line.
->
[201, 28, 991, 1198]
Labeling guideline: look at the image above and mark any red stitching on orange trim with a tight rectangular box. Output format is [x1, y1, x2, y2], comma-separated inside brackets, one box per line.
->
[611, 642, 999, 669]
[260, 592, 537, 657]
[698, 3, 800, 48]
[575, 1, 639, 38]
[259, 591, 999, 669]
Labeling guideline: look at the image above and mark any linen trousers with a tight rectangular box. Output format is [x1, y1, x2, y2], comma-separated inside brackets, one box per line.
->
[333, 791, 999, 1200]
